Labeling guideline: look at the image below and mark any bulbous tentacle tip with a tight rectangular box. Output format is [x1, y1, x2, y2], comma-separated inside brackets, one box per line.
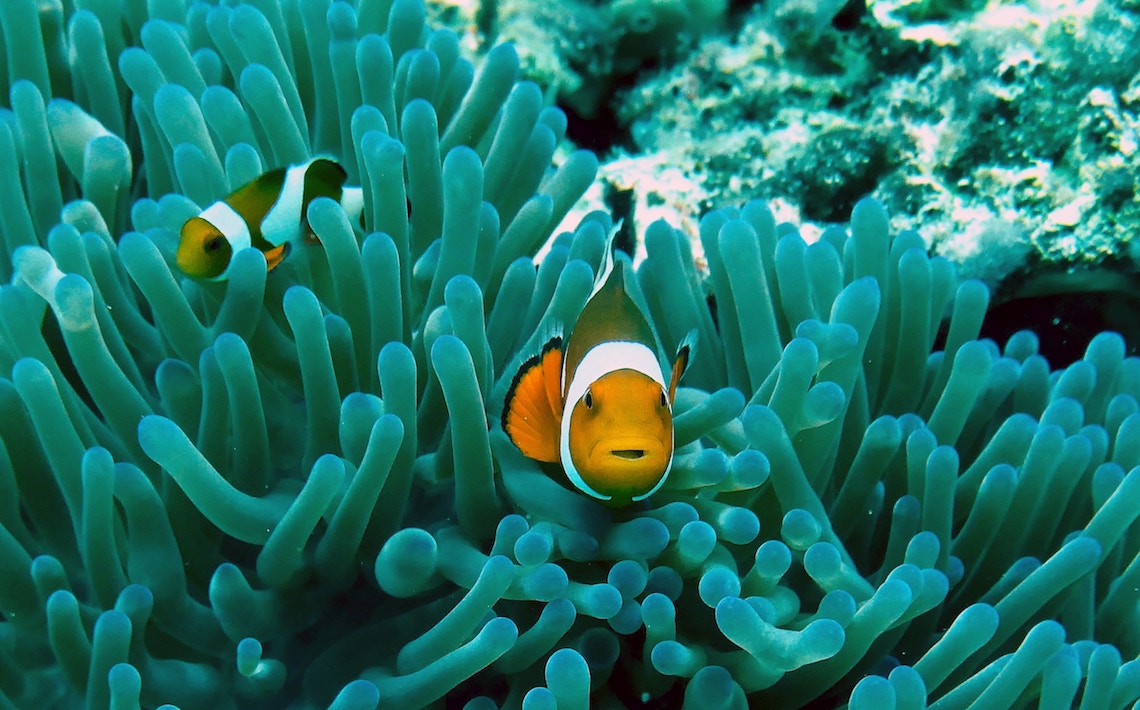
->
[137, 414, 181, 456]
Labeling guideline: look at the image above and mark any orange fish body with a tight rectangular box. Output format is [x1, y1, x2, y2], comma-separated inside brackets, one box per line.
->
[503, 251, 691, 505]
[176, 157, 363, 280]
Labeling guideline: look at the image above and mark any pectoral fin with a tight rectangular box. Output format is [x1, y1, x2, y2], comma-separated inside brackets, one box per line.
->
[503, 337, 564, 463]
[263, 243, 290, 271]
[668, 330, 696, 403]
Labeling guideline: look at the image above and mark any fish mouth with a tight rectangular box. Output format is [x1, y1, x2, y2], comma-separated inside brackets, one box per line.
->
[611, 449, 646, 460]
[593, 438, 665, 463]
[577, 437, 672, 499]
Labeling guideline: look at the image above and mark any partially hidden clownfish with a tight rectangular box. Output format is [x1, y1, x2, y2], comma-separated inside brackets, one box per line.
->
[502, 246, 693, 506]
[176, 157, 364, 280]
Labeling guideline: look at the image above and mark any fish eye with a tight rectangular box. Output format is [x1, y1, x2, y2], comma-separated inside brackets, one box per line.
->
[660, 390, 668, 408]
[584, 389, 593, 409]
[205, 237, 224, 253]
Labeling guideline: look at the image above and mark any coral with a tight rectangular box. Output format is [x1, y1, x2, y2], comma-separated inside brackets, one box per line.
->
[488, 0, 728, 118]
[610, 0, 1140, 296]
[3, 1, 1140, 709]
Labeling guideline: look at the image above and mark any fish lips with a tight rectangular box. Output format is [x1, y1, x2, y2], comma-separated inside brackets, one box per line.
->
[588, 437, 669, 469]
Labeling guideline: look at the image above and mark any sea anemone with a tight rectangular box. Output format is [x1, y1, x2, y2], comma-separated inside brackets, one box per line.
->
[1, 1, 1139, 708]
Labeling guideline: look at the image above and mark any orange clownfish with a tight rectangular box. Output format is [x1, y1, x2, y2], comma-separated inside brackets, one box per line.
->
[503, 248, 693, 505]
[176, 157, 364, 280]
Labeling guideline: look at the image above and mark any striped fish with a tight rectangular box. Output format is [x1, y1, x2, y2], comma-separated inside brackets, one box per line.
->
[503, 247, 693, 505]
[176, 157, 363, 280]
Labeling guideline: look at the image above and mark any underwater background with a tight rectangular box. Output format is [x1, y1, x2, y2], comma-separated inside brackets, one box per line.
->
[0, 0, 1139, 707]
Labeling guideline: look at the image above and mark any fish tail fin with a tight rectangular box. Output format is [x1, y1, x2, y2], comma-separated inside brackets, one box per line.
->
[502, 334, 564, 463]
[668, 329, 697, 404]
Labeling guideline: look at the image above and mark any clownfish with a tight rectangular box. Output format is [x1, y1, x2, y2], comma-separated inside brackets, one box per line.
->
[502, 247, 693, 505]
[176, 157, 364, 280]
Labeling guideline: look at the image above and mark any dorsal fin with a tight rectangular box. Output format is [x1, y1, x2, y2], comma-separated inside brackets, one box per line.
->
[224, 166, 288, 246]
[588, 221, 622, 299]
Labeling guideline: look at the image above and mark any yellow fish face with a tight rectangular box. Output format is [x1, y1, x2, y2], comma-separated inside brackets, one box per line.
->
[177, 216, 233, 280]
[566, 368, 673, 502]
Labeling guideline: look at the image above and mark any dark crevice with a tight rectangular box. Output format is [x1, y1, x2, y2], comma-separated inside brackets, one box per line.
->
[560, 78, 639, 156]
[937, 261, 1140, 368]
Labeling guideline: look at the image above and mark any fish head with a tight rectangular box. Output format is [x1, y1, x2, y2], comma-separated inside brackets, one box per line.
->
[566, 367, 673, 502]
[177, 216, 233, 280]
